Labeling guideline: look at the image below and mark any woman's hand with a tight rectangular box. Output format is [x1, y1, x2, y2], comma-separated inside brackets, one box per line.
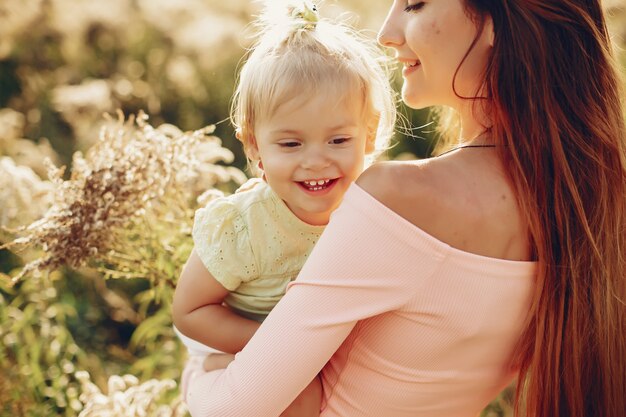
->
[180, 355, 204, 400]
[203, 353, 236, 371]
[199, 354, 321, 416]
[279, 375, 322, 417]
[181, 354, 235, 400]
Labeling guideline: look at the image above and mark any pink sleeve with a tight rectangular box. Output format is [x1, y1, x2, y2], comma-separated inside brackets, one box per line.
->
[185, 184, 445, 417]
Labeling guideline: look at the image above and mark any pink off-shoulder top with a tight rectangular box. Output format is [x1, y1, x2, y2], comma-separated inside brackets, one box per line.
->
[186, 183, 536, 417]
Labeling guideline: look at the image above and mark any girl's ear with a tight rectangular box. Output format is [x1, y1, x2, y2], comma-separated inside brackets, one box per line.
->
[365, 135, 376, 154]
[365, 115, 380, 154]
[241, 131, 260, 160]
[247, 143, 260, 161]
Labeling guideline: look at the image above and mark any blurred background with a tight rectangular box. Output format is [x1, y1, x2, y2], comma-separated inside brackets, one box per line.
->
[1, 0, 625, 170]
[0, 1, 624, 416]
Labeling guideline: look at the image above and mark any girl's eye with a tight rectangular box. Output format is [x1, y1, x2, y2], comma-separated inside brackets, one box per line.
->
[404, 2, 425, 12]
[279, 141, 300, 148]
[330, 137, 351, 145]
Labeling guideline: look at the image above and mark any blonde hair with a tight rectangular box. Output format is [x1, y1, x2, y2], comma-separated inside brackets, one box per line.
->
[231, 1, 396, 172]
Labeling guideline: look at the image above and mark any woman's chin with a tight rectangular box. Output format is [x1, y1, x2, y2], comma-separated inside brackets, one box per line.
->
[401, 86, 432, 109]
[401, 92, 430, 110]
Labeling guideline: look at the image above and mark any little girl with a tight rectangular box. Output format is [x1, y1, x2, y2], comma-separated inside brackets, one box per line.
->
[172, 1, 395, 414]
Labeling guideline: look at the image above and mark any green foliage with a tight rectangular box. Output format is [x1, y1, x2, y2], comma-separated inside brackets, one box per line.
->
[0, 271, 87, 415]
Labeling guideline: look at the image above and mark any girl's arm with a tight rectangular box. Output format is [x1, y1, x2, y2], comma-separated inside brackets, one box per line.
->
[172, 250, 260, 354]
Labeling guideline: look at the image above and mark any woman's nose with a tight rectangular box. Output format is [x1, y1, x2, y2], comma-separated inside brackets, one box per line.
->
[378, 9, 403, 48]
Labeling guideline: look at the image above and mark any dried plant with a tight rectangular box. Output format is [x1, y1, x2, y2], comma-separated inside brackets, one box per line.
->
[1, 111, 246, 415]
[1, 111, 245, 289]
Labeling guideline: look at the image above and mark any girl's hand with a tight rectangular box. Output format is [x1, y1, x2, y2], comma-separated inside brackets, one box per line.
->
[202, 353, 236, 371]
[280, 375, 322, 417]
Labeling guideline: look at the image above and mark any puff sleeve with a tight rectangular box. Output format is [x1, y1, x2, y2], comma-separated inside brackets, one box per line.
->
[192, 199, 259, 290]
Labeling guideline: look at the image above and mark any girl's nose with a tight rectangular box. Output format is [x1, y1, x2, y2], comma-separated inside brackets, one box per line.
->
[301, 148, 331, 171]
[378, 8, 404, 48]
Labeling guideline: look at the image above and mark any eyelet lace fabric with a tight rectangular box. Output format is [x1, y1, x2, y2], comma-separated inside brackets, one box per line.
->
[192, 178, 324, 317]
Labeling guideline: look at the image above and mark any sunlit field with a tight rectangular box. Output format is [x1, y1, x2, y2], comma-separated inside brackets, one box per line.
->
[1, 1, 624, 416]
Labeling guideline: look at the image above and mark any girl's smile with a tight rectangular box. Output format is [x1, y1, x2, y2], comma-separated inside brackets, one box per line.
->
[297, 178, 339, 194]
[251, 90, 371, 226]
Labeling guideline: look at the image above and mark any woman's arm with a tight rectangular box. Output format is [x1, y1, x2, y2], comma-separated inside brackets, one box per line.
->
[172, 251, 260, 354]
[184, 257, 359, 417]
[184, 184, 443, 417]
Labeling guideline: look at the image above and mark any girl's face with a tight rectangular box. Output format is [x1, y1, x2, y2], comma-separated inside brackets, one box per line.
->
[378, 0, 493, 109]
[250, 90, 372, 226]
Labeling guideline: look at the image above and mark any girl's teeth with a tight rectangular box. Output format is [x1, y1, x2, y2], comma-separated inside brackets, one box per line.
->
[302, 179, 332, 190]
[305, 179, 329, 186]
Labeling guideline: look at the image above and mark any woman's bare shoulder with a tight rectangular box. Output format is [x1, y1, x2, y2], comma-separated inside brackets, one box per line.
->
[355, 160, 444, 230]
[356, 160, 438, 206]
[356, 159, 442, 213]
[356, 158, 531, 261]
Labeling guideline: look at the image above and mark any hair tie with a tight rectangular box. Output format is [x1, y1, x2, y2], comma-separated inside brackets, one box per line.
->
[288, 1, 319, 30]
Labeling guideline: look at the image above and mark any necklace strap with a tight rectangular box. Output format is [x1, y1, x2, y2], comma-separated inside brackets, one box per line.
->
[436, 144, 496, 157]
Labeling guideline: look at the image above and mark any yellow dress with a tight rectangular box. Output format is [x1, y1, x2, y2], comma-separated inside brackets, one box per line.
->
[192, 178, 325, 322]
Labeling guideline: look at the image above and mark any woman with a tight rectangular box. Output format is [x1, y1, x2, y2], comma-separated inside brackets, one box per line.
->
[183, 1, 626, 416]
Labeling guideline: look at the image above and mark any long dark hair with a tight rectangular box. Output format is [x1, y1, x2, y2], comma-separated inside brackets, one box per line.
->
[463, 1, 626, 416]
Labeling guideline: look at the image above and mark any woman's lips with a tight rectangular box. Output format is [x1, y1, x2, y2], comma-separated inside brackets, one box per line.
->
[402, 61, 421, 76]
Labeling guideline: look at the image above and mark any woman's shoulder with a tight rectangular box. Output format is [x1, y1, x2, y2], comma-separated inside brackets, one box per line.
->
[356, 158, 531, 261]
[355, 159, 444, 233]
[356, 160, 442, 217]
